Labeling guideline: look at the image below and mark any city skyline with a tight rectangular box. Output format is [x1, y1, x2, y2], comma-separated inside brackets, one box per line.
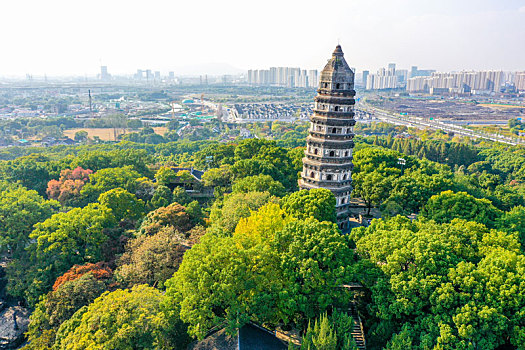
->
[0, 0, 524, 77]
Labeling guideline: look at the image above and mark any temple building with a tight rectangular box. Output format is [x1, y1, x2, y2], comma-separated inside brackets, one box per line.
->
[299, 45, 356, 232]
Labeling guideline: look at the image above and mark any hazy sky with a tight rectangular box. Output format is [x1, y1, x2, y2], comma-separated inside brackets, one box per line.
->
[1, 0, 524, 76]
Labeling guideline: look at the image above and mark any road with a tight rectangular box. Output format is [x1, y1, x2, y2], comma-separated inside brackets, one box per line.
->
[358, 102, 525, 146]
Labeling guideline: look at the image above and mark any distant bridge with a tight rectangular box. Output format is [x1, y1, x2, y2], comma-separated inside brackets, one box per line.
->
[358, 102, 525, 146]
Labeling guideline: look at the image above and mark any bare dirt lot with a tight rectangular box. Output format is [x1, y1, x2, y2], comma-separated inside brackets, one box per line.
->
[64, 127, 168, 141]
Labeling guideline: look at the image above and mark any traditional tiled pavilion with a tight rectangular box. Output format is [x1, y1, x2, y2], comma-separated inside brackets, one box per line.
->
[299, 45, 356, 232]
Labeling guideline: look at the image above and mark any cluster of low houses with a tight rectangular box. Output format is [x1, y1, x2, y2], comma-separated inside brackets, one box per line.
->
[231, 103, 312, 121]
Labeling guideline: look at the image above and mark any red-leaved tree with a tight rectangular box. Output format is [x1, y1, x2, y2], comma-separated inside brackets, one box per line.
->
[46, 167, 93, 205]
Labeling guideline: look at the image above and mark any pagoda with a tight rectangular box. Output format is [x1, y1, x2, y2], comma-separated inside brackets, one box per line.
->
[299, 45, 356, 232]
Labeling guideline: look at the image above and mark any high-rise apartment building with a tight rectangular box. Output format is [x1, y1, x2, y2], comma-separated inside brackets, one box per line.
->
[100, 66, 110, 81]
[515, 72, 525, 92]
[299, 45, 355, 232]
[406, 71, 505, 94]
[308, 70, 319, 88]
[365, 65, 397, 90]
[247, 67, 317, 88]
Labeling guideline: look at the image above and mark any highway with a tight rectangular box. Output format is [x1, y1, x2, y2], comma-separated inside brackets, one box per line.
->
[358, 102, 525, 146]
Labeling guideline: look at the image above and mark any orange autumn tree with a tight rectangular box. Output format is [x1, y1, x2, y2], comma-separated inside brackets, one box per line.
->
[53, 262, 112, 291]
[47, 167, 93, 206]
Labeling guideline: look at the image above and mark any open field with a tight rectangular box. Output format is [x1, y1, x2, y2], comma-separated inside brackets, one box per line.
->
[63, 127, 168, 141]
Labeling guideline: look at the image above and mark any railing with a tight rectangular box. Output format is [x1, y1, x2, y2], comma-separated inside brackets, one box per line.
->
[314, 110, 355, 118]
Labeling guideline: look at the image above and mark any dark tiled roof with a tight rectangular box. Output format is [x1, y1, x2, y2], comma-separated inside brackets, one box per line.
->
[171, 167, 204, 180]
[190, 324, 287, 350]
[239, 324, 287, 350]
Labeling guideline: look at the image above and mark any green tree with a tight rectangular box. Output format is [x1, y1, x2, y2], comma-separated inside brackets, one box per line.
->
[301, 311, 358, 350]
[155, 166, 177, 186]
[167, 203, 355, 339]
[497, 206, 525, 251]
[7, 203, 116, 304]
[353, 170, 396, 216]
[98, 187, 145, 222]
[232, 174, 286, 197]
[421, 190, 502, 228]
[281, 188, 337, 223]
[350, 216, 525, 349]
[54, 285, 190, 350]
[149, 184, 173, 210]
[69, 149, 150, 175]
[209, 191, 276, 233]
[0, 154, 52, 194]
[80, 166, 142, 204]
[201, 165, 234, 188]
[172, 186, 191, 205]
[74, 130, 88, 142]
[0, 182, 59, 258]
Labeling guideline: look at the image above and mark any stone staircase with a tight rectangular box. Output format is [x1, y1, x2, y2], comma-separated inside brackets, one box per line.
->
[348, 303, 366, 350]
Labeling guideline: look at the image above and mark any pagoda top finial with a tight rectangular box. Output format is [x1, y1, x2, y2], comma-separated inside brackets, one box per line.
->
[333, 45, 344, 56]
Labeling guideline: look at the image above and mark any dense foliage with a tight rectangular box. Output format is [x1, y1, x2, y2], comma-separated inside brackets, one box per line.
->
[0, 119, 524, 349]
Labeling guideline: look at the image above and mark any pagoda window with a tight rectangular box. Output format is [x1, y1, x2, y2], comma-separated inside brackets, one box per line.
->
[331, 127, 337, 133]
[310, 172, 315, 178]
[314, 148, 319, 155]
[344, 151, 349, 157]
[334, 106, 339, 111]
[326, 174, 333, 181]
[329, 151, 335, 157]
[336, 83, 340, 89]
[343, 174, 347, 180]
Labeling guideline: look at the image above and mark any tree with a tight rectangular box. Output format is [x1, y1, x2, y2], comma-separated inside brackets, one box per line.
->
[135, 177, 156, 202]
[46, 167, 93, 206]
[420, 190, 502, 228]
[209, 191, 276, 233]
[281, 188, 337, 223]
[201, 165, 234, 188]
[139, 202, 193, 236]
[155, 166, 177, 186]
[80, 166, 142, 204]
[353, 170, 396, 216]
[25, 273, 110, 349]
[116, 227, 189, 288]
[194, 143, 235, 169]
[234, 138, 276, 161]
[69, 149, 150, 175]
[383, 166, 454, 215]
[54, 285, 190, 349]
[232, 174, 286, 197]
[53, 262, 112, 291]
[497, 206, 525, 251]
[0, 153, 52, 195]
[0, 182, 59, 258]
[98, 188, 145, 222]
[232, 158, 281, 183]
[301, 313, 337, 350]
[301, 311, 358, 350]
[350, 216, 525, 349]
[149, 184, 173, 209]
[167, 203, 356, 339]
[74, 130, 88, 142]
[7, 203, 116, 304]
